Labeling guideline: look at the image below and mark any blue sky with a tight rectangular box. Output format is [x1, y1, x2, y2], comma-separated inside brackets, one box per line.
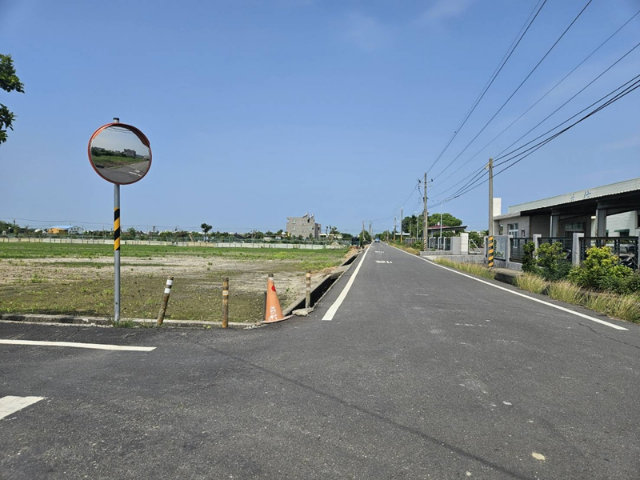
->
[1, 0, 639, 234]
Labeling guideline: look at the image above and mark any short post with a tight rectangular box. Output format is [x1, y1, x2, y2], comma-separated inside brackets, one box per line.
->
[222, 277, 229, 328]
[305, 271, 311, 309]
[157, 276, 174, 325]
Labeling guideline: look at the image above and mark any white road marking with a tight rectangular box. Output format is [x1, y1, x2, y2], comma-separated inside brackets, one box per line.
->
[0, 396, 44, 420]
[0, 339, 156, 351]
[322, 247, 371, 321]
[393, 247, 628, 331]
[375, 260, 393, 264]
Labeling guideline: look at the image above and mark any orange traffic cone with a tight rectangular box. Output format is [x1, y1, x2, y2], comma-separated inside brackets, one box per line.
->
[264, 274, 285, 323]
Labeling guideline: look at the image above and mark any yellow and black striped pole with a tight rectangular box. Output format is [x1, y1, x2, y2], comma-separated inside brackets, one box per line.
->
[488, 236, 494, 268]
[114, 184, 121, 322]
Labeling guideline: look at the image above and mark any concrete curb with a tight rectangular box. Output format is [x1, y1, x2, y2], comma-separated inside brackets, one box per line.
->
[0, 313, 253, 329]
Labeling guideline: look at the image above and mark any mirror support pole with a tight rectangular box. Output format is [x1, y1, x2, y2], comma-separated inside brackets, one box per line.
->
[114, 184, 121, 323]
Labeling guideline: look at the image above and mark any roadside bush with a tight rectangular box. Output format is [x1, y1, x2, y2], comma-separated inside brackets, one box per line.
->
[568, 246, 633, 291]
[521, 241, 537, 274]
[536, 242, 571, 281]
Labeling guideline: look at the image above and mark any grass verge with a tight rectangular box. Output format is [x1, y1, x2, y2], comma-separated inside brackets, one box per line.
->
[547, 281, 585, 305]
[585, 292, 640, 323]
[513, 276, 640, 324]
[433, 258, 496, 279]
[513, 273, 548, 294]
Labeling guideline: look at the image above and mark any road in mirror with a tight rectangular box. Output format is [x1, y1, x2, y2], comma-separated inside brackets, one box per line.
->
[89, 125, 151, 184]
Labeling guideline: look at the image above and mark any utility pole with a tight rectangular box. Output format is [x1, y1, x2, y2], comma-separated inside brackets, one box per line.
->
[369, 221, 372, 239]
[400, 208, 403, 244]
[487, 158, 495, 268]
[362, 221, 365, 247]
[423, 172, 428, 251]
[393, 217, 396, 241]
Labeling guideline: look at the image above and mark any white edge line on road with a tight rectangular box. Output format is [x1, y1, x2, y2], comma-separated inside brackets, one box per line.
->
[393, 247, 628, 331]
[322, 246, 371, 321]
[0, 396, 44, 420]
[0, 339, 156, 351]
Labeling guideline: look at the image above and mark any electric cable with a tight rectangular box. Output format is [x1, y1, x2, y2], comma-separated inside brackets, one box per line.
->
[432, 0, 593, 180]
[431, 8, 640, 191]
[441, 75, 640, 202]
[425, 0, 547, 174]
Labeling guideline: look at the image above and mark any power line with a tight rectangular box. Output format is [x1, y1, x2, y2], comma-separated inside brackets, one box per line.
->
[442, 75, 640, 202]
[495, 72, 640, 162]
[430, 8, 640, 191]
[432, 0, 593, 181]
[494, 40, 640, 161]
[425, 0, 546, 174]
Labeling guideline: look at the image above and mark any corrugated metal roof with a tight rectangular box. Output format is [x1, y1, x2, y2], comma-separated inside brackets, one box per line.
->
[507, 177, 640, 214]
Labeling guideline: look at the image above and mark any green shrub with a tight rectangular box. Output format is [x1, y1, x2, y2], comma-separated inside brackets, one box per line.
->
[568, 246, 633, 291]
[536, 242, 571, 281]
[521, 242, 537, 274]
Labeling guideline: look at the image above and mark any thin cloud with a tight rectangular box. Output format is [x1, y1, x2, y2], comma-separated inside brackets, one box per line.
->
[418, 0, 475, 24]
[602, 133, 640, 151]
[342, 12, 391, 52]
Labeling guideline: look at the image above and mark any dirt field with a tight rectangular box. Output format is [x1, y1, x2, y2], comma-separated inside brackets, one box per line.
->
[0, 244, 355, 322]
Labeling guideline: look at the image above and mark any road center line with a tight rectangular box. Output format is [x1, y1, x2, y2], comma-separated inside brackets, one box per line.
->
[0, 339, 156, 351]
[0, 396, 44, 420]
[393, 247, 628, 331]
[322, 246, 371, 321]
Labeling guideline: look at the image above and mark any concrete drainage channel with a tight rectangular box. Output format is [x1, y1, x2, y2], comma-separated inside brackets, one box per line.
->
[0, 252, 361, 329]
[284, 252, 359, 318]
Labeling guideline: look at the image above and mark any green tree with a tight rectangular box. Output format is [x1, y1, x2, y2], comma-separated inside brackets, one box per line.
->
[201, 223, 212, 241]
[0, 54, 25, 145]
[428, 213, 462, 227]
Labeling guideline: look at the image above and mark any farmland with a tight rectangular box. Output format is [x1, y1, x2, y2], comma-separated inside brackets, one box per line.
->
[0, 243, 353, 322]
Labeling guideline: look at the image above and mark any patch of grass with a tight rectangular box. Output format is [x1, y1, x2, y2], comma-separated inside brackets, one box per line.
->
[0, 242, 349, 264]
[547, 281, 585, 305]
[0, 274, 287, 322]
[30, 273, 46, 284]
[585, 292, 640, 323]
[433, 258, 496, 279]
[514, 273, 548, 294]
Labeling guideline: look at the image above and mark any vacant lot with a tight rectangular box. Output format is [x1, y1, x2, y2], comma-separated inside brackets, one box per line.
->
[0, 243, 353, 322]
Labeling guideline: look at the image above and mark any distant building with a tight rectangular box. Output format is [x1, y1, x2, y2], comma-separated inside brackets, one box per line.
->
[48, 225, 84, 235]
[286, 213, 321, 239]
[123, 149, 136, 158]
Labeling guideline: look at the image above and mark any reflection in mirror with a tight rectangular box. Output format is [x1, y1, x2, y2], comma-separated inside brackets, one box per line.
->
[89, 125, 151, 184]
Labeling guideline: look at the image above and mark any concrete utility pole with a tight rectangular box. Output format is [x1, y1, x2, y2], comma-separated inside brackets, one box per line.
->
[369, 221, 372, 239]
[487, 158, 495, 268]
[423, 172, 428, 251]
[488, 158, 494, 237]
[362, 221, 365, 246]
[394, 217, 396, 241]
[400, 208, 403, 244]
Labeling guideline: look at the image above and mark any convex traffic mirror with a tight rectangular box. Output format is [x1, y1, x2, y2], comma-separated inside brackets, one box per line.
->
[88, 123, 152, 185]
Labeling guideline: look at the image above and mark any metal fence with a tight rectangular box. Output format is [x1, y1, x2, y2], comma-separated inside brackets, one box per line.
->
[579, 237, 638, 270]
[509, 237, 532, 263]
[427, 237, 451, 251]
[539, 237, 573, 251]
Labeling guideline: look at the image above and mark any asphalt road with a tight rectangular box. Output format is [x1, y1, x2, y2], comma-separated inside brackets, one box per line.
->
[96, 160, 149, 184]
[1, 243, 639, 479]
